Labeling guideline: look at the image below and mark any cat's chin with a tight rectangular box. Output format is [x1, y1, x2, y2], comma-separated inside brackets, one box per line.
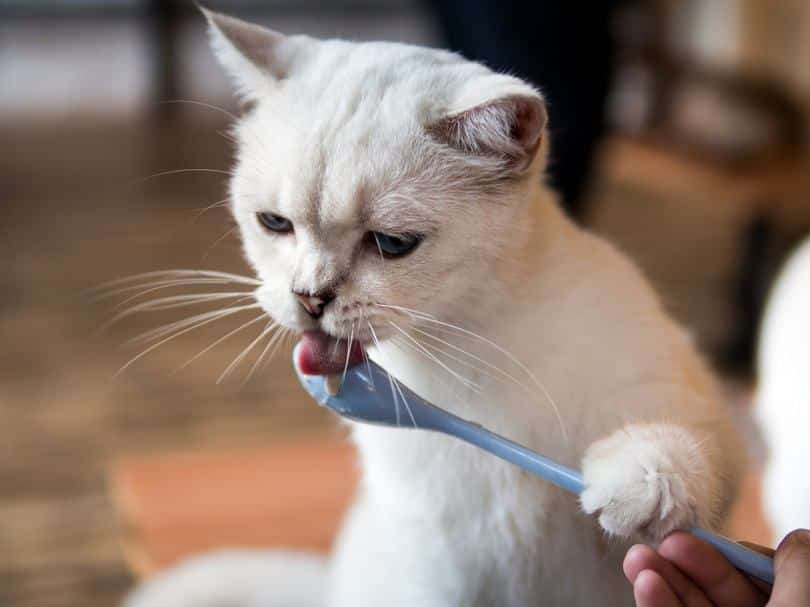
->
[295, 329, 365, 375]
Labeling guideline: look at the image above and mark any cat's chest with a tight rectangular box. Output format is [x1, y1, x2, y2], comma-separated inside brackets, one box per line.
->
[350, 383, 565, 521]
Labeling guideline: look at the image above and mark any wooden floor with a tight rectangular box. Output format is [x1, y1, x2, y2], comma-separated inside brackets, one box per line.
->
[1, 120, 336, 607]
[0, 120, 767, 607]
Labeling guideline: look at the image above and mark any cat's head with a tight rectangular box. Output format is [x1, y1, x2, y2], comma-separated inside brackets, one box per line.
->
[205, 10, 548, 345]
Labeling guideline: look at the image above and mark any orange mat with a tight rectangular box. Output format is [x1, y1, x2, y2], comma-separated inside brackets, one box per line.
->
[109, 437, 771, 578]
[109, 438, 358, 577]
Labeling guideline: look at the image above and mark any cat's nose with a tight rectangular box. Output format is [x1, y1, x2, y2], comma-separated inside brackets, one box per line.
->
[293, 289, 335, 319]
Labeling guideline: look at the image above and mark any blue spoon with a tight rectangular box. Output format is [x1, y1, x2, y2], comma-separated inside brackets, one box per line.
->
[293, 347, 775, 584]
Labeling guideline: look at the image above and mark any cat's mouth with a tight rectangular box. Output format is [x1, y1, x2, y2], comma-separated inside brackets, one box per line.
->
[296, 329, 365, 375]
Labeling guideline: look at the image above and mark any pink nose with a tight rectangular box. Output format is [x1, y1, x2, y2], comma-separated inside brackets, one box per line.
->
[293, 290, 335, 319]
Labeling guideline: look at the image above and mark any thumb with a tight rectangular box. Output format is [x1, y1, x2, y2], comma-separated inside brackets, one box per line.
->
[767, 529, 810, 606]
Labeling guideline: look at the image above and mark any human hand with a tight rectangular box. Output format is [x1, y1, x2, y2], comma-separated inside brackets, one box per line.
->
[623, 529, 810, 606]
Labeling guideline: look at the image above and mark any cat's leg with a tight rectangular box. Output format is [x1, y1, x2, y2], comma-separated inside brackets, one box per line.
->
[122, 550, 326, 607]
[580, 423, 732, 541]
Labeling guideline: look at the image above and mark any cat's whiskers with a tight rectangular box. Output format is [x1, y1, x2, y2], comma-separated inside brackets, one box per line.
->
[403, 329, 517, 390]
[92, 269, 261, 293]
[116, 303, 262, 376]
[192, 196, 231, 219]
[158, 99, 241, 122]
[130, 168, 235, 187]
[94, 279, 218, 301]
[367, 321, 411, 427]
[104, 292, 255, 329]
[175, 313, 269, 374]
[409, 326, 538, 396]
[253, 326, 292, 378]
[341, 321, 356, 386]
[388, 321, 481, 393]
[104, 280, 250, 308]
[378, 303, 568, 441]
[392, 335, 472, 427]
[242, 321, 289, 385]
[155, 99, 276, 160]
[204, 226, 240, 259]
[353, 310, 375, 391]
[127, 303, 260, 347]
[217, 319, 277, 384]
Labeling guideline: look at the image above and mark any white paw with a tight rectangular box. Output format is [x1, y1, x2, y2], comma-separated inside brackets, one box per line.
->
[580, 424, 715, 541]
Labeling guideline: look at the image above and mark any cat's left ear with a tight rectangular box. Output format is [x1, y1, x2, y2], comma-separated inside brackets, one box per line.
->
[202, 8, 299, 101]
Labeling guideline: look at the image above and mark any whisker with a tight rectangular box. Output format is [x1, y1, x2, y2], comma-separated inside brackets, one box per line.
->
[283, 327, 295, 351]
[268, 327, 292, 368]
[388, 335, 463, 403]
[153, 100, 273, 157]
[383, 304, 567, 441]
[411, 327, 536, 394]
[376, 303, 437, 320]
[91, 269, 261, 293]
[392, 376, 417, 428]
[367, 322, 403, 427]
[128, 303, 260, 346]
[116, 303, 261, 375]
[104, 280, 249, 307]
[388, 321, 481, 392]
[217, 129, 238, 145]
[175, 314, 268, 374]
[341, 321, 356, 385]
[412, 334, 510, 387]
[204, 226, 240, 258]
[158, 99, 240, 122]
[193, 196, 231, 219]
[359, 342, 375, 392]
[358, 312, 375, 392]
[217, 320, 277, 384]
[130, 168, 234, 187]
[240, 321, 277, 385]
[382, 339, 421, 428]
[243, 323, 287, 384]
[91, 279, 237, 303]
[104, 292, 254, 330]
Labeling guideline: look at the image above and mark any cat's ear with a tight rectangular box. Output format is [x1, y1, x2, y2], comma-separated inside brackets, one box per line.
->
[427, 90, 547, 172]
[202, 8, 295, 101]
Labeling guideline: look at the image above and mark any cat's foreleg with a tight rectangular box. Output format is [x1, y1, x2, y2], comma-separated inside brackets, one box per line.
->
[580, 423, 727, 541]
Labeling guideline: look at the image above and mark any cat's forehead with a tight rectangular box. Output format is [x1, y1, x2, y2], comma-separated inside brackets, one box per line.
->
[234, 115, 428, 231]
[231, 40, 493, 229]
[236, 93, 436, 223]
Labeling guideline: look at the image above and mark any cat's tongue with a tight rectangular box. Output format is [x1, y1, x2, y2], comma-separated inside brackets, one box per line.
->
[296, 330, 365, 376]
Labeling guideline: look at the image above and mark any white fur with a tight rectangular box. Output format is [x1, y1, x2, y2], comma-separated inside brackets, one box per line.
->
[125, 11, 742, 606]
[124, 551, 326, 607]
[757, 237, 810, 543]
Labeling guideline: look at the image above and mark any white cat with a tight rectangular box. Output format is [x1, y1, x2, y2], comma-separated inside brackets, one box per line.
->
[124, 10, 743, 607]
[757, 237, 810, 544]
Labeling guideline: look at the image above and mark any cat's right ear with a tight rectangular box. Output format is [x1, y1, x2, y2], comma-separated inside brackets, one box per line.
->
[201, 7, 294, 102]
[427, 86, 547, 174]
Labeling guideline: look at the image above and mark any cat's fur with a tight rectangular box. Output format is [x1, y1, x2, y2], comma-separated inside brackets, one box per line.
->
[757, 237, 810, 544]
[124, 10, 742, 606]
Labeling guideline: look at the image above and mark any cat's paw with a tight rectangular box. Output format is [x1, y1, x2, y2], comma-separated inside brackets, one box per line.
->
[580, 424, 717, 541]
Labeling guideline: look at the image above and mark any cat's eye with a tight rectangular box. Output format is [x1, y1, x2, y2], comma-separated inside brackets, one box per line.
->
[370, 231, 422, 258]
[257, 212, 293, 234]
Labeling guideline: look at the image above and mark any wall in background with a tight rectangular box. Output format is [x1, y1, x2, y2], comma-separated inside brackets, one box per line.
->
[0, 1, 439, 122]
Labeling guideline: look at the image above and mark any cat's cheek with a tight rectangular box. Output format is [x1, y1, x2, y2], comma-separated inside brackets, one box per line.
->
[253, 274, 310, 332]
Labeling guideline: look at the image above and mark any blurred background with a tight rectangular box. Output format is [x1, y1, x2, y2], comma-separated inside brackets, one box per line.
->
[2, 1, 810, 605]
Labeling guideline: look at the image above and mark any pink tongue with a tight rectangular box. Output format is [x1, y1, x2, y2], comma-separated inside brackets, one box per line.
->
[296, 330, 365, 375]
